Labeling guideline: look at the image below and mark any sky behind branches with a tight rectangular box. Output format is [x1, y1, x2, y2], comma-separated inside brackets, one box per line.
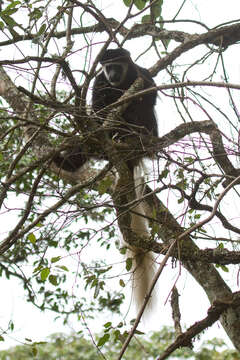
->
[0, 0, 239, 352]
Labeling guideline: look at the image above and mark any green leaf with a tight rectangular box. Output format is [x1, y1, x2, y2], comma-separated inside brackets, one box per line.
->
[184, 156, 194, 164]
[152, 0, 163, 19]
[56, 265, 69, 272]
[97, 333, 110, 347]
[142, 15, 151, 23]
[119, 247, 127, 255]
[219, 265, 229, 273]
[207, 192, 212, 200]
[114, 329, 120, 341]
[104, 322, 112, 328]
[40, 267, 50, 281]
[126, 257, 133, 271]
[29, 8, 43, 21]
[4, 1, 21, 11]
[123, 0, 132, 6]
[1, 14, 18, 28]
[119, 279, 125, 287]
[9, 320, 14, 331]
[0, 336, 4, 341]
[96, 266, 112, 275]
[51, 256, 61, 263]
[135, 329, 145, 335]
[160, 169, 169, 179]
[28, 232, 36, 244]
[37, 23, 46, 37]
[134, 0, 147, 10]
[3, 8, 18, 16]
[94, 282, 100, 298]
[33, 265, 43, 273]
[49, 275, 58, 286]
[36, 222, 43, 227]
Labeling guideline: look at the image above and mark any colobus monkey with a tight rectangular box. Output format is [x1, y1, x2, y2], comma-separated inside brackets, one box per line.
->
[54, 47, 158, 171]
[92, 48, 158, 315]
[92, 48, 158, 139]
[54, 48, 158, 314]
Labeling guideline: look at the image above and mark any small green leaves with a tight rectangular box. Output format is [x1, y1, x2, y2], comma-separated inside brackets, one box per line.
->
[56, 265, 69, 272]
[123, 0, 148, 11]
[9, 320, 14, 331]
[97, 333, 110, 347]
[126, 257, 133, 271]
[28, 233, 36, 244]
[151, 0, 163, 19]
[4, 1, 21, 12]
[104, 322, 112, 328]
[142, 15, 151, 23]
[51, 256, 61, 263]
[49, 275, 58, 286]
[37, 23, 46, 37]
[119, 279, 125, 287]
[134, 0, 147, 10]
[119, 247, 127, 255]
[216, 264, 229, 273]
[40, 267, 50, 281]
[123, 0, 132, 6]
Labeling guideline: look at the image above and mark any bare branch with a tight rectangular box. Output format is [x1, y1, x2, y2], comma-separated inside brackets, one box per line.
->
[171, 286, 183, 338]
[158, 293, 240, 360]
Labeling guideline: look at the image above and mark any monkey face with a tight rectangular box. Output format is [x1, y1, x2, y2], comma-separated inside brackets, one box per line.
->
[102, 62, 129, 87]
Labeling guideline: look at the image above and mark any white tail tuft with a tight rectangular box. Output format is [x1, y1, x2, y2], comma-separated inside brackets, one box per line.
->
[122, 162, 157, 316]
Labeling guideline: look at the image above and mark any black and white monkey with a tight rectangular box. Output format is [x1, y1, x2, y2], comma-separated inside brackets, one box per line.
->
[54, 47, 158, 170]
[93, 48, 158, 313]
[54, 48, 158, 313]
[92, 48, 158, 140]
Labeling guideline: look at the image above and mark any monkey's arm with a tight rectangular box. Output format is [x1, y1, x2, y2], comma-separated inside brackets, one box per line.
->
[92, 72, 123, 113]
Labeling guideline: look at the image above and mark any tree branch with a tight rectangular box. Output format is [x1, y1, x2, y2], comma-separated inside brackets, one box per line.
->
[144, 185, 240, 351]
[157, 293, 240, 360]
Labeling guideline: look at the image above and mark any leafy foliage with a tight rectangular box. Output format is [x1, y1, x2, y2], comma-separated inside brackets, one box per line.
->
[0, 328, 239, 360]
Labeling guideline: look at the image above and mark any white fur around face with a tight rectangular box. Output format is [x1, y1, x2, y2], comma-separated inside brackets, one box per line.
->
[102, 62, 129, 87]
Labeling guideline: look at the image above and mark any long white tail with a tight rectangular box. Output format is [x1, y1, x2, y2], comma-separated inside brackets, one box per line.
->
[123, 163, 157, 315]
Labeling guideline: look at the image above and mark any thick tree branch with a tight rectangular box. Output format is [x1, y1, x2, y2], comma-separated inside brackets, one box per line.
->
[158, 293, 240, 360]
[1, 60, 239, 189]
[1, 19, 239, 53]
[151, 23, 240, 75]
[143, 185, 240, 350]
